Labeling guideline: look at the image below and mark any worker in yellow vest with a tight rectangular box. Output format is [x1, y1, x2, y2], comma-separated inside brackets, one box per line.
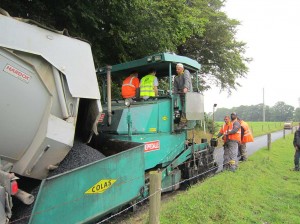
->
[139, 69, 158, 100]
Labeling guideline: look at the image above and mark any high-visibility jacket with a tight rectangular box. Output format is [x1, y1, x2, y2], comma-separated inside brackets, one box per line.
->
[140, 74, 155, 97]
[239, 120, 254, 144]
[121, 76, 139, 98]
[219, 121, 241, 143]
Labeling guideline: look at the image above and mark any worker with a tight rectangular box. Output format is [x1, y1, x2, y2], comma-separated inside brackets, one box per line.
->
[237, 117, 254, 161]
[293, 122, 300, 171]
[217, 113, 241, 172]
[121, 71, 140, 99]
[139, 68, 158, 100]
[173, 63, 193, 128]
[173, 63, 193, 94]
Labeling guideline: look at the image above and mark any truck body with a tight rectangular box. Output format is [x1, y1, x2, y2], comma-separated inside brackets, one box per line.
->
[0, 12, 103, 223]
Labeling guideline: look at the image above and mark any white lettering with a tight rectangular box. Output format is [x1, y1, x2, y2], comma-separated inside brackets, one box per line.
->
[144, 140, 160, 152]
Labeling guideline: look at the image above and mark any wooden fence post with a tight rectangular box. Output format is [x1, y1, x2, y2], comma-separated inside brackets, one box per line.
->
[149, 170, 162, 224]
[283, 129, 285, 139]
[267, 133, 271, 150]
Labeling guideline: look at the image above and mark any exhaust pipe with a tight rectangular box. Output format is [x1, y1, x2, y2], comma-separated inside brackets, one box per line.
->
[106, 65, 112, 126]
[14, 189, 34, 205]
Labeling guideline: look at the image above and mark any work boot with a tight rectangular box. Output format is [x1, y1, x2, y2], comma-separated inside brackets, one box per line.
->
[223, 164, 229, 171]
[240, 157, 247, 162]
[294, 166, 299, 171]
[229, 166, 236, 172]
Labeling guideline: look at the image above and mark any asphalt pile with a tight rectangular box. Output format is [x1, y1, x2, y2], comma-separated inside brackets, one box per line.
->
[11, 140, 106, 223]
[49, 139, 106, 177]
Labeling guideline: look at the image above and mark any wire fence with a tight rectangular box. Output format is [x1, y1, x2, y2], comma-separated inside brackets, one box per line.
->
[11, 147, 230, 224]
[96, 158, 229, 224]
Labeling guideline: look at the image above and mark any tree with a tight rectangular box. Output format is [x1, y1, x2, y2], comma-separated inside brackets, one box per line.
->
[269, 101, 294, 122]
[214, 102, 295, 122]
[294, 108, 300, 121]
[1, 0, 250, 93]
[177, 0, 252, 92]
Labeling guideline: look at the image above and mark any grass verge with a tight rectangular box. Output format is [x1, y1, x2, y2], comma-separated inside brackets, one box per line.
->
[159, 133, 300, 224]
[215, 122, 285, 137]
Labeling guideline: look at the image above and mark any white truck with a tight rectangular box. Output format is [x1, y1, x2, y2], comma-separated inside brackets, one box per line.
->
[0, 9, 102, 223]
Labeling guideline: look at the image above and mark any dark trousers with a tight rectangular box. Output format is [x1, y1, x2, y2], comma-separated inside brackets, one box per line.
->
[294, 149, 300, 168]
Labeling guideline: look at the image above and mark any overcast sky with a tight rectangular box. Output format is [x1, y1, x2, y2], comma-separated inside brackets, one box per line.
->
[204, 0, 300, 112]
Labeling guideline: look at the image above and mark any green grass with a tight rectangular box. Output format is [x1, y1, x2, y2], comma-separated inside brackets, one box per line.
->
[215, 121, 285, 137]
[190, 122, 289, 144]
[119, 125, 298, 224]
[159, 134, 300, 224]
[209, 122, 288, 147]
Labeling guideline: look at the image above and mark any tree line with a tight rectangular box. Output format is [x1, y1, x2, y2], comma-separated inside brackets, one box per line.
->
[213, 101, 300, 122]
[1, 0, 251, 93]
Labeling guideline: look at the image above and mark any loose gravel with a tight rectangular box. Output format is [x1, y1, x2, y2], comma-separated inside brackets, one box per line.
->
[10, 140, 105, 224]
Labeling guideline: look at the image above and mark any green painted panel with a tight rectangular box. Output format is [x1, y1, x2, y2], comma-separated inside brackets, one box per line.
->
[140, 133, 186, 169]
[99, 99, 172, 135]
[29, 143, 144, 224]
[161, 169, 181, 192]
[157, 99, 172, 133]
[107, 132, 186, 170]
[124, 103, 159, 134]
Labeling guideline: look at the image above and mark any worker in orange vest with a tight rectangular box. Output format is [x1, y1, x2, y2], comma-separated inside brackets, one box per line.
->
[237, 117, 254, 161]
[121, 71, 140, 99]
[293, 123, 300, 171]
[217, 113, 241, 171]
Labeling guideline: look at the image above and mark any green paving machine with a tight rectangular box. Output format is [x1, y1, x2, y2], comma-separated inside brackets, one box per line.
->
[95, 53, 218, 193]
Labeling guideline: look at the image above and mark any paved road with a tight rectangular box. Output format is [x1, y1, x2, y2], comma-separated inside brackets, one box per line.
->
[214, 127, 296, 172]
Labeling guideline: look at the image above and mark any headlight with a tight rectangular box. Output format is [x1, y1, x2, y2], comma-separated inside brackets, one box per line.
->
[124, 98, 131, 107]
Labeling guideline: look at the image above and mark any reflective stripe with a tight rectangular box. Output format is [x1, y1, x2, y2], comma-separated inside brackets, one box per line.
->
[122, 76, 138, 98]
[240, 120, 254, 143]
[219, 122, 241, 142]
[229, 160, 235, 165]
[122, 76, 135, 87]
